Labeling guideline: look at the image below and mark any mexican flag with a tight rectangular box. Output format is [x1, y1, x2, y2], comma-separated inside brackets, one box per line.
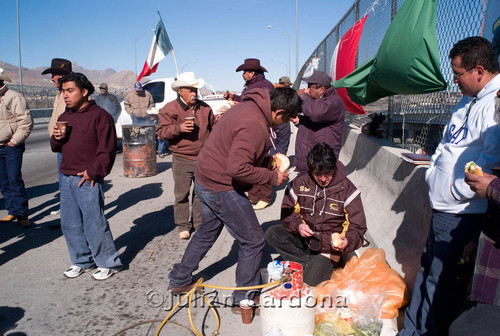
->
[333, 0, 446, 106]
[330, 15, 368, 115]
[137, 18, 173, 82]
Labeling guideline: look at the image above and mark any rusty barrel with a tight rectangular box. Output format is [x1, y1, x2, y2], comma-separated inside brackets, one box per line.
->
[122, 125, 157, 177]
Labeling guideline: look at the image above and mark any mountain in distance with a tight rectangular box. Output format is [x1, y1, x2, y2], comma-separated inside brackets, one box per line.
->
[0, 60, 137, 89]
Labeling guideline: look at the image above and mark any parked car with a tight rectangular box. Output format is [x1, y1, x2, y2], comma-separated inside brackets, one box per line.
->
[115, 78, 231, 138]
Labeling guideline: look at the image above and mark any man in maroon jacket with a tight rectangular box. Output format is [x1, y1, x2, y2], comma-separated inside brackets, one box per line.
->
[156, 72, 215, 240]
[51, 73, 122, 281]
[168, 88, 302, 312]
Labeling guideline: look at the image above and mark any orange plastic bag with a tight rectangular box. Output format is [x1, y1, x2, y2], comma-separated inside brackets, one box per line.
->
[314, 248, 409, 319]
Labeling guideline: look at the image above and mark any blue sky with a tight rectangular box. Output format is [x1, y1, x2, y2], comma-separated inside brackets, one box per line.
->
[1, 0, 354, 90]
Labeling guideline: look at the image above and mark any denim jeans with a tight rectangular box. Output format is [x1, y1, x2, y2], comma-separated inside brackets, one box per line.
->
[60, 175, 122, 269]
[0, 143, 29, 217]
[157, 139, 169, 154]
[168, 182, 266, 303]
[400, 211, 483, 336]
[265, 224, 338, 286]
[57, 152, 63, 191]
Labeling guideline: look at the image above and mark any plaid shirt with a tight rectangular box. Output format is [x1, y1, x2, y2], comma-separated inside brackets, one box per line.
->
[471, 178, 500, 306]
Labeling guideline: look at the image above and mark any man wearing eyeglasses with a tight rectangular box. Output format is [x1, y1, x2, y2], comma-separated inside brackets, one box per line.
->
[401, 36, 500, 336]
[294, 71, 345, 174]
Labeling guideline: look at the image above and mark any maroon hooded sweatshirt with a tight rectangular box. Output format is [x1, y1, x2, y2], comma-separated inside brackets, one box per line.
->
[50, 100, 116, 180]
[195, 88, 278, 192]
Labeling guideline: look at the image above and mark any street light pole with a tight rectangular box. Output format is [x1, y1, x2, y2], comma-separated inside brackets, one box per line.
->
[266, 25, 290, 78]
[296, 0, 299, 78]
[16, 0, 23, 93]
[135, 29, 154, 78]
[181, 60, 197, 72]
[271, 58, 287, 75]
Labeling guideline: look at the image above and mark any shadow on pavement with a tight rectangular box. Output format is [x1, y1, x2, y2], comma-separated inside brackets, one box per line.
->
[261, 220, 281, 269]
[0, 306, 26, 336]
[104, 182, 164, 219]
[115, 205, 175, 265]
[0, 218, 62, 267]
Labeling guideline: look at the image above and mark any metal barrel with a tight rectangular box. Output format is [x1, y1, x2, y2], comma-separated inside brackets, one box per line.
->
[122, 125, 157, 178]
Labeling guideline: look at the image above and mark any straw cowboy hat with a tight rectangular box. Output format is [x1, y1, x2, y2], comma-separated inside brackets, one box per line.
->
[235, 58, 268, 72]
[0, 68, 12, 82]
[171, 72, 205, 92]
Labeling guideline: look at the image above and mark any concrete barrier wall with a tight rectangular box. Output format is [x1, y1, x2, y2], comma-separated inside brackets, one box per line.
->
[339, 124, 433, 291]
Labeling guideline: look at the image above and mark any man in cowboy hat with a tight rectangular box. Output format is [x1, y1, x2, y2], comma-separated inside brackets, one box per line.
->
[156, 72, 215, 240]
[95, 83, 121, 123]
[123, 82, 154, 124]
[0, 68, 33, 227]
[42, 57, 72, 219]
[225, 58, 291, 210]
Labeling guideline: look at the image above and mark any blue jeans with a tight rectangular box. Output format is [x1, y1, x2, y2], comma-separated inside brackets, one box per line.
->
[57, 152, 63, 191]
[60, 175, 122, 269]
[0, 143, 29, 217]
[157, 139, 169, 154]
[168, 182, 266, 303]
[400, 211, 483, 336]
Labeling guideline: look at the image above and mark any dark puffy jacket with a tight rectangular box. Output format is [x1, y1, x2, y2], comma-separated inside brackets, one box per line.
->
[294, 86, 345, 173]
[281, 161, 367, 262]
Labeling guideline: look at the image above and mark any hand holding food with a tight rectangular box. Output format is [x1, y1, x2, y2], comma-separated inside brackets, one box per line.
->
[465, 161, 483, 176]
[331, 232, 347, 250]
[272, 153, 290, 173]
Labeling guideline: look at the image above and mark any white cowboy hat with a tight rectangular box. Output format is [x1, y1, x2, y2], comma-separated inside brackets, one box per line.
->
[0, 68, 12, 82]
[171, 72, 205, 92]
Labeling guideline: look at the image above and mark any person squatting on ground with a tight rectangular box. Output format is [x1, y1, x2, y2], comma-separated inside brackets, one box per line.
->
[448, 89, 500, 335]
[225, 58, 292, 210]
[167, 87, 302, 313]
[156, 72, 215, 240]
[0, 68, 33, 228]
[294, 71, 345, 174]
[123, 81, 154, 125]
[41, 57, 72, 219]
[400, 36, 500, 336]
[265, 143, 367, 286]
[51, 73, 122, 281]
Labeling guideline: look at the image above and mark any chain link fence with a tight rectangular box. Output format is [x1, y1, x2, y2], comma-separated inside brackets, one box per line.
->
[297, 0, 486, 155]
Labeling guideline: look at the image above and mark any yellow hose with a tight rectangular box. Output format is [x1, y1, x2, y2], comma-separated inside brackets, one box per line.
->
[155, 278, 282, 336]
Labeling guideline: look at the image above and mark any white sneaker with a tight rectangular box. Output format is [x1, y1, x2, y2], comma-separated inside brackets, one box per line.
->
[92, 267, 121, 281]
[64, 265, 95, 278]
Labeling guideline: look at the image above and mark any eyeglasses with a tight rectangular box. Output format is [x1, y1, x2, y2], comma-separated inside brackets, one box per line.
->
[453, 67, 475, 80]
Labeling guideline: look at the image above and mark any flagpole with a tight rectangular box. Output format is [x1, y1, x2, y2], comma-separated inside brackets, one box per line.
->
[157, 10, 179, 77]
[171, 50, 179, 77]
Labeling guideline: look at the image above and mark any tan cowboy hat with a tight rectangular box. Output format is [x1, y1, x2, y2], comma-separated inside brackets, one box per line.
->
[171, 72, 205, 92]
[0, 68, 12, 82]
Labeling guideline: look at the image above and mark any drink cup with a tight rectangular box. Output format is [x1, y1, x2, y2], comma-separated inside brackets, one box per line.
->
[185, 116, 195, 126]
[239, 299, 254, 324]
[56, 121, 68, 138]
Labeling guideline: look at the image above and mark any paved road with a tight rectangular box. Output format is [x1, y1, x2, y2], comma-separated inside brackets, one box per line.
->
[0, 122, 293, 336]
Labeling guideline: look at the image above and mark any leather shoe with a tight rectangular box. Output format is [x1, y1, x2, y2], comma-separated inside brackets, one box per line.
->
[0, 215, 16, 222]
[168, 281, 196, 295]
[17, 216, 31, 228]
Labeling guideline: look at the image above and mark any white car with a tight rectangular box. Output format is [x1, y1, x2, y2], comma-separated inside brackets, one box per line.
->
[115, 77, 231, 138]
